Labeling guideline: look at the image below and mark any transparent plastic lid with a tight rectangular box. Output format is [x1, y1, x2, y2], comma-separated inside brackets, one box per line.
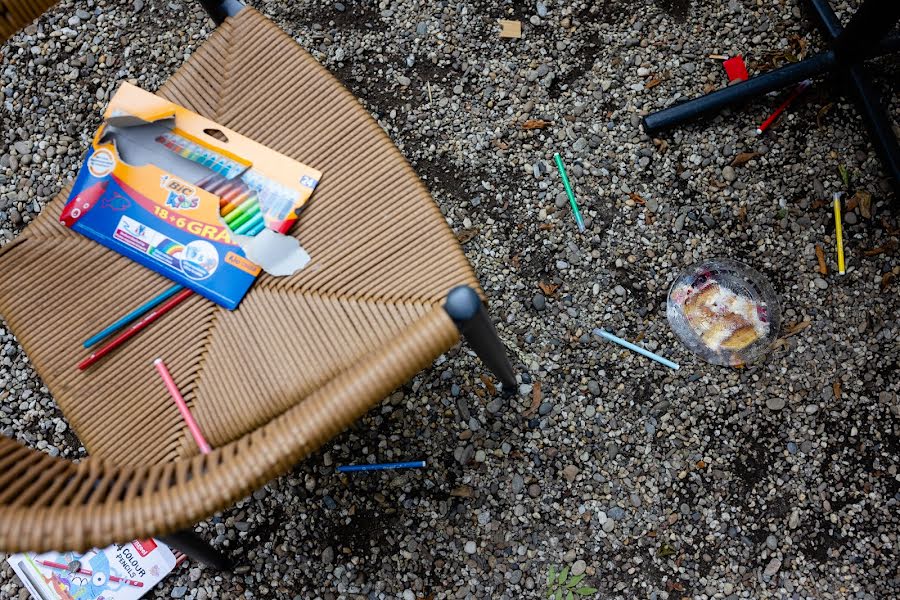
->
[667, 259, 781, 366]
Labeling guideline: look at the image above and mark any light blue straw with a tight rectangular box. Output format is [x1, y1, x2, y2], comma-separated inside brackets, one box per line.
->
[337, 461, 426, 473]
[83, 284, 184, 348]
[593, 328, 679, 370]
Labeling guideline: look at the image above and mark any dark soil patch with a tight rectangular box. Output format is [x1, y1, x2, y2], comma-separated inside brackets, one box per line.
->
[655, 0, 691, 21]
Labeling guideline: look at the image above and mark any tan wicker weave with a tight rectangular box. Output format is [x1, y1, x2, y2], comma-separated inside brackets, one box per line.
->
[0, 0, 55, 42]
[0, 6, 483, 552]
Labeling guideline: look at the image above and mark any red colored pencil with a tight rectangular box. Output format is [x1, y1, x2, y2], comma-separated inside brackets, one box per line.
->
[756, 79, 811, 135]
[154, 358, 211, 454]
[78, 288, 193, 370]
[37, 559, 144, 587]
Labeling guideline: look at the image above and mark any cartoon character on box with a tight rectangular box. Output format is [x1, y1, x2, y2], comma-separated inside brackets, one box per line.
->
[61, 553, 123, 600]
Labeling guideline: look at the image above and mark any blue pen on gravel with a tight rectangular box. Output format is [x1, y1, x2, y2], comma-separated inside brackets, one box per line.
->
[337, 461, 426, 473]
[83, 284, 184, 348]
[594, 328, 680, 370]
[552, 152, 586, 232]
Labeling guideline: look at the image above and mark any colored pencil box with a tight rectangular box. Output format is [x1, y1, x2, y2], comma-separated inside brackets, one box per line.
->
[61, 82, 322, 310]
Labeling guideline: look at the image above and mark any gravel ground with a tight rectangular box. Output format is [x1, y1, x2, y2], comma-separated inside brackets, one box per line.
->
[2, 0, 899, 598]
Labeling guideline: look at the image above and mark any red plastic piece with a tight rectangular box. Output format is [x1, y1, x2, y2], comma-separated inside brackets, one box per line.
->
[723, 55, 749, 82]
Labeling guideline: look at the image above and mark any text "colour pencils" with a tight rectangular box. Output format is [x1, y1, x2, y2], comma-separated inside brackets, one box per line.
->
[78, 288, 193, 370]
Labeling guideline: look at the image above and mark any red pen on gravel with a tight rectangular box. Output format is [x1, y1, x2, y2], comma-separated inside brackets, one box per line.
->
[78, 288, 193, 370]
[756, 79, 811, 135]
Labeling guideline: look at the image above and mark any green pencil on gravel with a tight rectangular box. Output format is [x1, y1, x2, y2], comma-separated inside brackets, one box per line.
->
[553, 152, 586, 232]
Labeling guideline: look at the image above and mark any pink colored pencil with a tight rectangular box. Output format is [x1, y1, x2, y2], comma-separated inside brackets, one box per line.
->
[78, 288, 194, 370]
[154, 358, 211, 454]
[756, 79, 811, 135]
[38, 560, 144, 587]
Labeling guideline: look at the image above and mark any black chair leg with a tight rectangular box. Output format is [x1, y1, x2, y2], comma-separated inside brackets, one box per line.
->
[160, 528, 233, 571]
[444, 286, 517, 395]
[641, 0, 900, 196]
[196, 0, 245, 25]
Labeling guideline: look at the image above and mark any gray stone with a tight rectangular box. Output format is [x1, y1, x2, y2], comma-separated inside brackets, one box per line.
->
[764, 558, 782, 577]
[571, 559, 586, 576]
[722, 165, 736, 182]
[766, 397, 785, 411]
[512, 473, 524, 493]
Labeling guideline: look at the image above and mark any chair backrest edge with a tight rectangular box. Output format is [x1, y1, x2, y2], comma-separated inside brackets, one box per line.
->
[1, 0, 59, 45]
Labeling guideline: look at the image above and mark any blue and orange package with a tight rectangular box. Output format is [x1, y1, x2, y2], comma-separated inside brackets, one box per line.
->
[61, 83, 322, 310]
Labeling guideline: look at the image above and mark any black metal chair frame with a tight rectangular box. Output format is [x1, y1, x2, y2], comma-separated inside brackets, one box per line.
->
[642, 0, 900, 198]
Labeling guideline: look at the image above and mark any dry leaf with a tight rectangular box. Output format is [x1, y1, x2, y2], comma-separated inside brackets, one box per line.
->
[782, 320, 812, 338]
[863, 240, 898, 256]
[652, 137, 669, 153]
[833, 381, 841, 399]
[538, 223, 555, 230]
[456, 228, 478, 244]
[696, 460, 707, 469]
[538, 281, 559, 296]
[731, 152, 761, 167]
[738, 206, 747, 222]
[811, 199, 827, 210]
[771, 338, 789, 352]
[510, 254, 521, 269]
[881, 216, 900, 236]
[708, 53, 728, 60]
[815, 244, 828, 275]
[522, 382, 542, 417]
[845, 195, 858, 212]
[450, 485, 474, 498]
[846, 190, 872, 218]
[882, 271, 896, 291]
[644, 78, 662, 89]
[522, 119, 551, 130]
[493, 139, 509, 150]
[629, 192, 646, 205]
[858, 191, 873, 219]
[480, 374, 496, 396]
[703, 82, 717, 94]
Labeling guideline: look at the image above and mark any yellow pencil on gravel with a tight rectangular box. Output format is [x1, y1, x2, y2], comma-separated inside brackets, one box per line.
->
[833, 192, 845, 275]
